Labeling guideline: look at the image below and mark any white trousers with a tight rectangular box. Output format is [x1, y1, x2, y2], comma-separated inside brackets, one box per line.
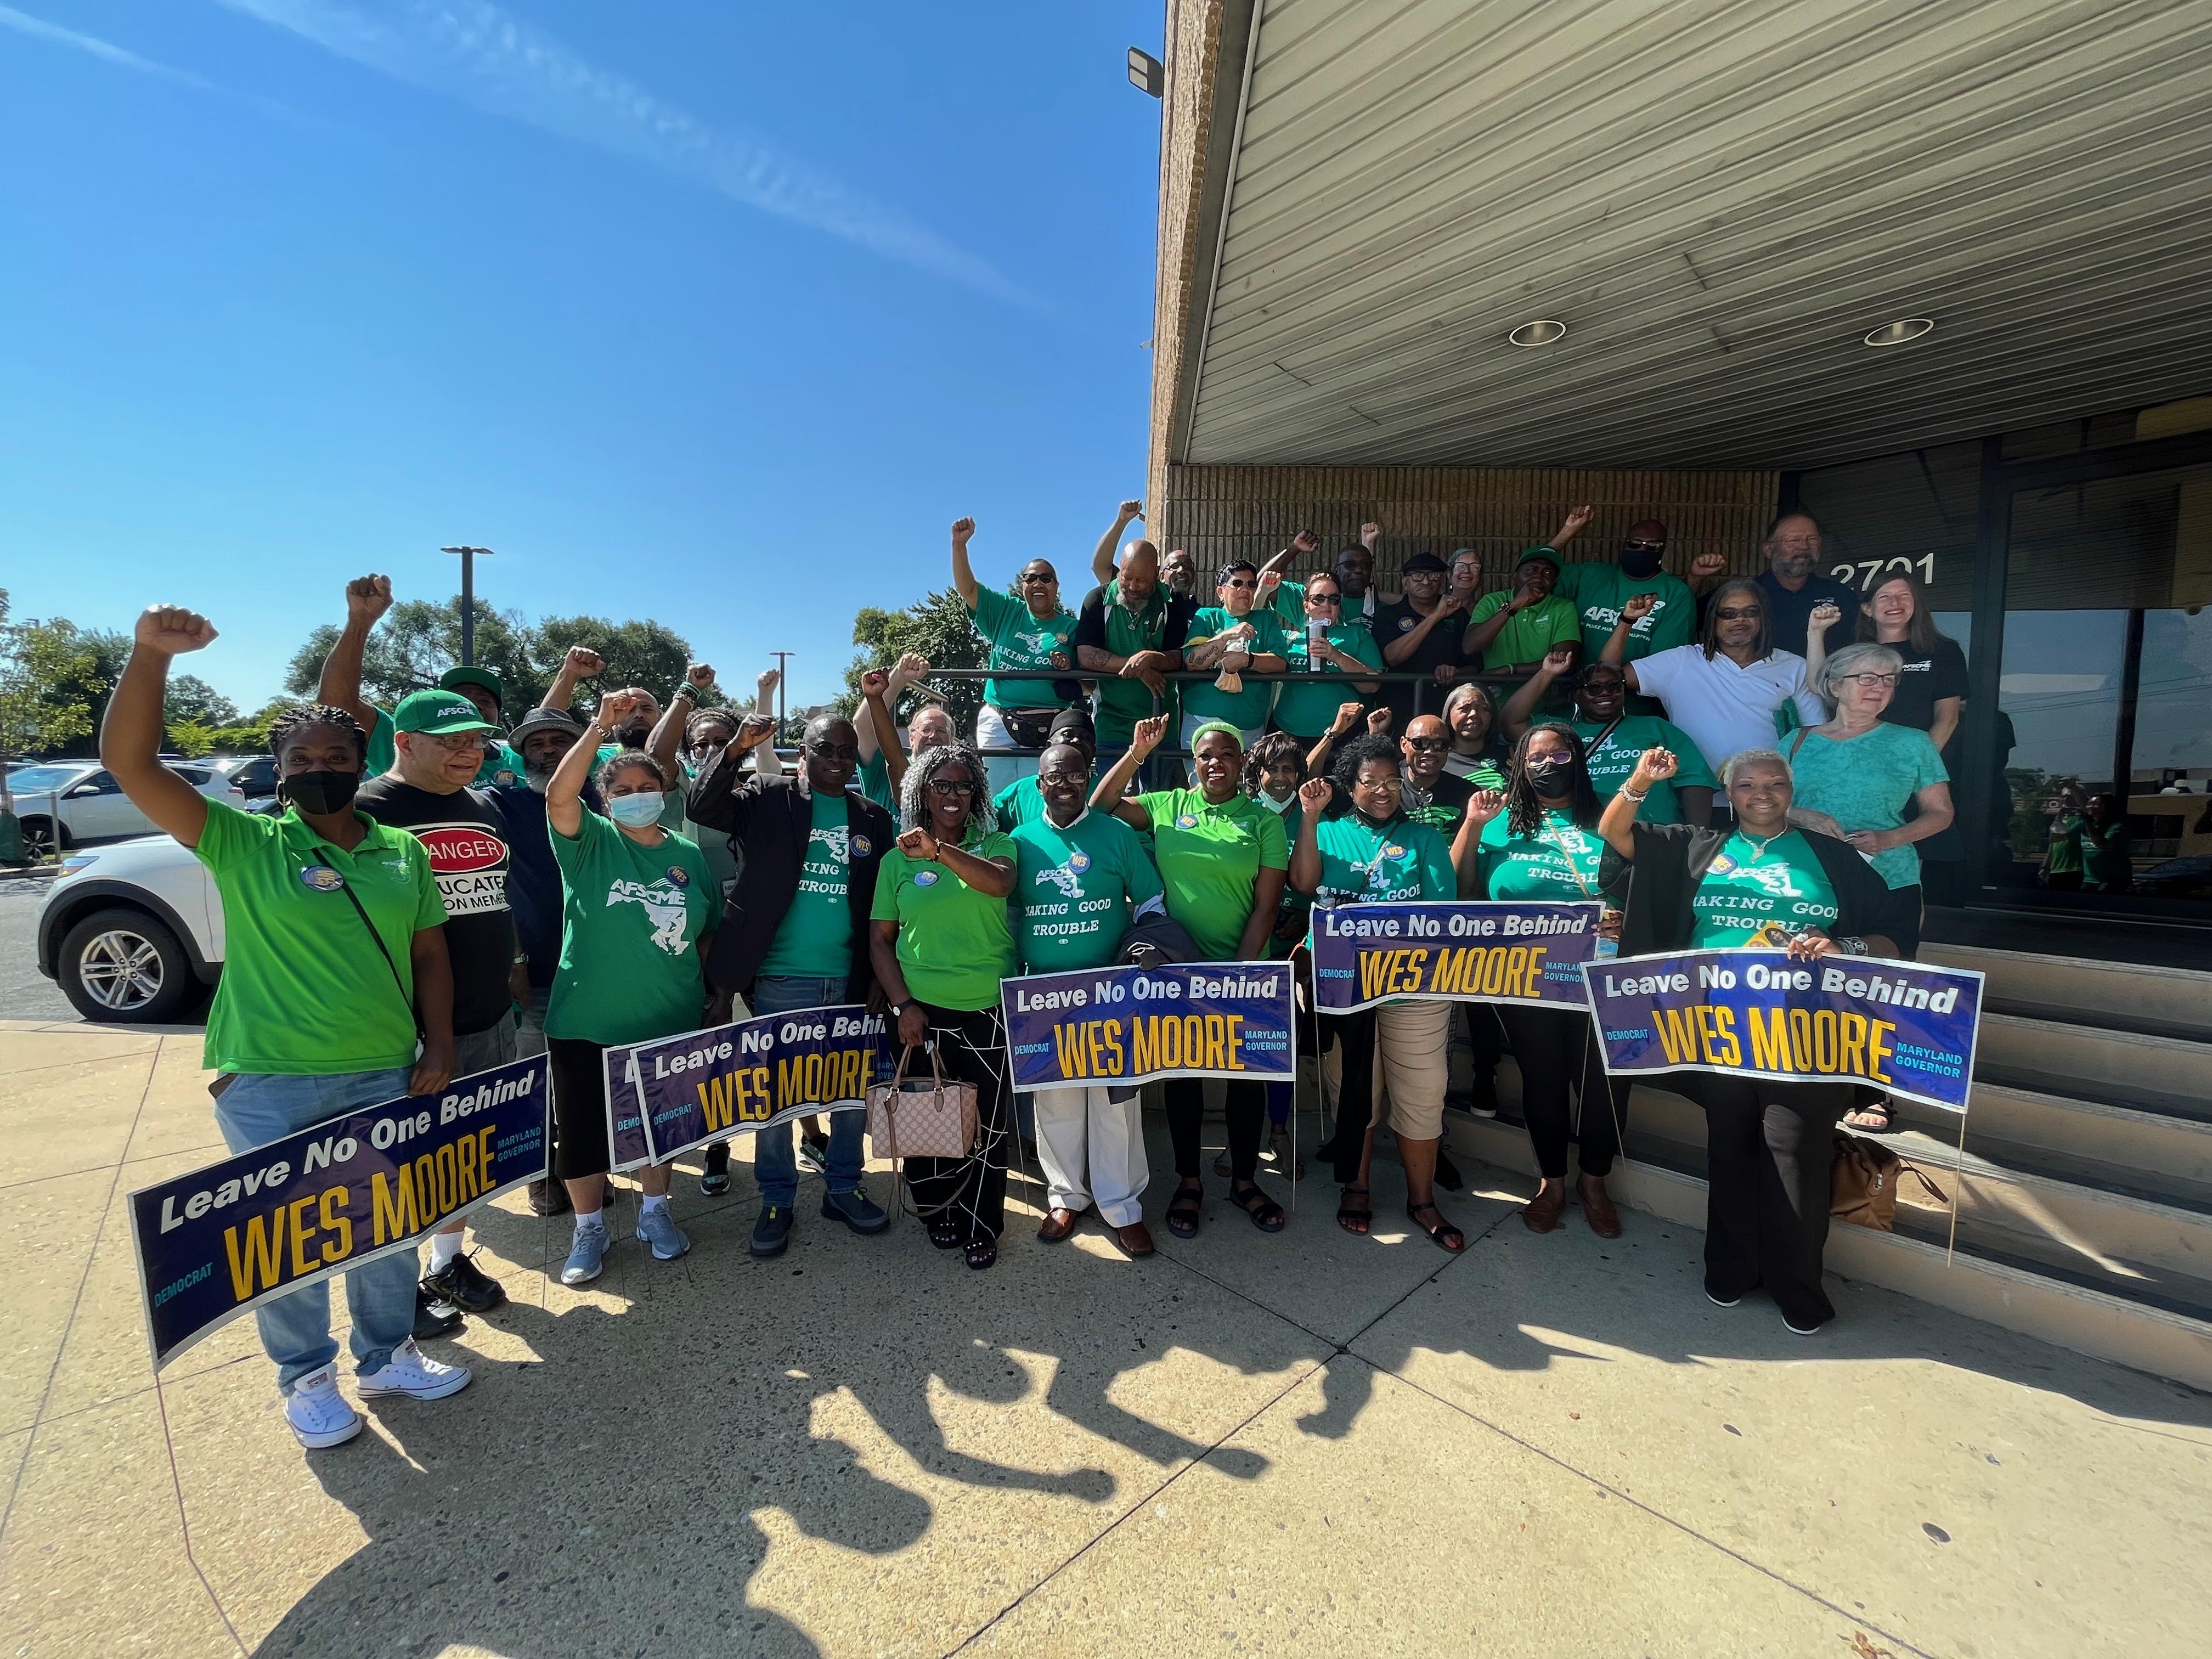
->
[973, 702, 1039, 793]
[1033, 1085, 1149, 1226]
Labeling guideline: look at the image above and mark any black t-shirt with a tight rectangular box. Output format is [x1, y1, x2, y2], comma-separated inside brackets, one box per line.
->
[1372, 599, 1465, 724]
[1754, 569, 1859, 660]
[1881, 637, 1968, 737]
[1400, 768, 1475, 842]
[356, 776, 516, 1036]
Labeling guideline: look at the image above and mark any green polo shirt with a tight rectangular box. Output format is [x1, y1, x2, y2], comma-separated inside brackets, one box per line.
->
[1569, 714, 1716, 824]
[970, 586, 1077, 710]
[1009, 809, 1163, 973]
[1550, 561, 1697, 664]
[870, 828, 1018, 1011]
[1181, 606, 1293, 730]
[1274, 619, 1384, 737]
[1464, 590, 1583, 670]
[758, 789, 853, 979]
[1308, 812, 1456, 909]
[1135, 786, 1289, 960]
[546, 812, 721, 1047]
[192, 800, 447, 1076]
[365, 705, 523, 787]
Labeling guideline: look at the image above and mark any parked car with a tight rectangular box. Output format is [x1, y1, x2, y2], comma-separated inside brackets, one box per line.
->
[37, 834, 222, 1023]
[209, 753, 279, 803]
[2, 761, 245, 856]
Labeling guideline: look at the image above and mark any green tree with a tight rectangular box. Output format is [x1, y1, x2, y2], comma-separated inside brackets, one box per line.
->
[840, 588, 985, 736]
[166, 719, 218, 759]
[206, 697, 294, 757]
[531, 616, 715, 712]
[0, 596, 111, 764]
[284, 597, 540, 710]
[165, 674, 239, 732]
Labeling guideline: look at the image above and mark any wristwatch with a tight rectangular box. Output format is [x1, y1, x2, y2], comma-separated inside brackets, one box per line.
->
[888, 1000, 915, 1020]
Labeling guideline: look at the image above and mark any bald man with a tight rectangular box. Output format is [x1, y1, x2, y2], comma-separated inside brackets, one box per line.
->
[1074, 532, 1197, 787]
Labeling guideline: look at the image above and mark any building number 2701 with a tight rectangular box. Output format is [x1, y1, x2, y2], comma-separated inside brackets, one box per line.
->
[1830, 552, 1938, 591]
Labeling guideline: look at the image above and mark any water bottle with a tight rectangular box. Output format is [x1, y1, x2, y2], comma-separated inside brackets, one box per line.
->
[1306, 617, 1328, 672]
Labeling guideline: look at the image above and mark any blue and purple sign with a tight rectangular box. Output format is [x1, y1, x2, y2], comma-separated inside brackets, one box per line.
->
[1308, 900, 1604, 1013]
[1002, 962, 1295, 1092]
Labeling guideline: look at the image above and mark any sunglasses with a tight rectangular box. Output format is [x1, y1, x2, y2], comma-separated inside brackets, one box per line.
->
[1404, 736, 1448, 752]
[1713, 605, 1763, 621]
[1624, 540, 1666, 553]
[805, 743, 860, 762]
[1222, 578, 1257, 590]
[1018, 572, 1056, 585]
[1307, 592, 1342, 606]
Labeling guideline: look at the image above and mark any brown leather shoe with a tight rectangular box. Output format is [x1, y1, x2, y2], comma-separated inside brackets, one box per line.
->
[1577, 1172, 1623, 1238]
[1114, 1221, 1156, 1258]
[1037, 1207, 1082, 1243]
[1522, 1177, 1568, 1233]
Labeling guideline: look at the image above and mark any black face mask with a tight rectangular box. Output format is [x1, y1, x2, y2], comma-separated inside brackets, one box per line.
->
[1524, 758, 1576, 797]
[1618, 545, 1665, 579]
[281, 769, 360, 815]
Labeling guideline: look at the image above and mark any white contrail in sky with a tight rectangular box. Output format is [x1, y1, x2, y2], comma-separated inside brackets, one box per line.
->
[213, 0, 1030, 304]
[0, 3, 220, 89]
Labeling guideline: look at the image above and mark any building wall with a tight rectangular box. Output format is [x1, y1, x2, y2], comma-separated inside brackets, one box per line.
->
[1157, 462, 1780, 584]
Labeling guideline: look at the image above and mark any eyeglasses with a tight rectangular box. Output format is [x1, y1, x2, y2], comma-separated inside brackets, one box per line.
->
[805, 743, 860, 763]
[1404, 737, 1448, 752]
[926, 778, 973, 798]
[1837, 673, 1899, 688]
[1581, 676, 1627, 692]
[423, 732, 489, 753]
[1713, 606, 1762, 621]
[1307, 592, 1342, 606]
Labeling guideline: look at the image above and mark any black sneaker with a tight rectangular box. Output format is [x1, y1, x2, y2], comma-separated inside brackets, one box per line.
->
[701, 1140, 732, 1197]
[751, 1204, 793, 1258]
[422, 1250, 506, 1314]
[526, 1176, 570, 1217]
[413, 1287, 463, 1341]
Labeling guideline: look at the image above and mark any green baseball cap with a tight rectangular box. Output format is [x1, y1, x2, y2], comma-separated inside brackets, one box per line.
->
[438, 665, 505, 706]
[393, 689, 499, 736]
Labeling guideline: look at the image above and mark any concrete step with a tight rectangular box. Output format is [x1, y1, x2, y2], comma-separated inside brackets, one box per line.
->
[1923, 942, 2212, 1042]
[1888, 1081, 2212, 1192]
[1973, 1012, 2210, 1119]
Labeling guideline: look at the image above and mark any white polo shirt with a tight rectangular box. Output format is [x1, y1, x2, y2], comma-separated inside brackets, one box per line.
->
[1627, 645, 1829, 772]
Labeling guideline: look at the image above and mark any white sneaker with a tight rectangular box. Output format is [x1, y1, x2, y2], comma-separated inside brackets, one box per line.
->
[285, 1365, 364, 1449]
[562, 1218, 610, 1284]
[356, 1338, 473, 1401]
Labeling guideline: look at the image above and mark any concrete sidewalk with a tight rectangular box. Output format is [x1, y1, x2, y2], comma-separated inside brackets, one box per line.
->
[3, 1018, 2206, 1657]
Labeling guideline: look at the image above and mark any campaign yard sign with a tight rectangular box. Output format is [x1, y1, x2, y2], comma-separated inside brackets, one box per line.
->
[603, 1005, 899, 1170]
[1581, 951, 1983, 1113]
[1308, 900, 1604, 1014]
[1002, 962, 1295, 1092]
[129, 1058, 549, 1369]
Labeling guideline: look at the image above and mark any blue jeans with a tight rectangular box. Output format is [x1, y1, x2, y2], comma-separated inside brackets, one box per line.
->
[748, 975, 866, 1205]
[212, 1066, 419, 1391]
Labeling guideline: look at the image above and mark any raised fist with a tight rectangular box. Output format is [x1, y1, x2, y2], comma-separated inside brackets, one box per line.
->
[1539, 644, 1577, 676]
[134, 605, 217, 657]
[1291, 529, 1319, 555]
[1466, 789, 1506, 825]
[1118, 499, 1144, 521]
[950, 517, 976, 546]
[861, 669, 890, 697]
[1622, 592, 1660, 623]
[756, 666, 781, 694]
[686, 662, 715, 690]
[594, 689, 641, 732]
[1632, 747, 1679, 785]
[1330, 702, 1363, 736]
[1809, 600, 1844, 630]
[344, 574, 393, 625]
[887, 653, 929, 689]
[1297, 776, 1334, 812]
[1359, 521, 1383, 547]
[1689, 551, 1729, 582]
[897, 826, 940, 862]
[565, 644, 606, 676]
[1131, 714, 1169, 758]
[1561, 504, 1595, 538]
[1365, 708, 1393, 736]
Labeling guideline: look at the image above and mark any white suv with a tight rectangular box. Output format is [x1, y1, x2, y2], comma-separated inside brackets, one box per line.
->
[36, 834, 224, 1023]
[6, 761, 245, 857]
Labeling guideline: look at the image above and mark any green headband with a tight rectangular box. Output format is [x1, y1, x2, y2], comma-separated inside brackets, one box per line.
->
[1189, 720, 1246, 751]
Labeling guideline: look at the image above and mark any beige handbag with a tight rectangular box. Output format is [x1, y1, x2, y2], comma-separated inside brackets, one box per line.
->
[1831, 1132, 1949, 1230]
[867, 1043, 979, 1164]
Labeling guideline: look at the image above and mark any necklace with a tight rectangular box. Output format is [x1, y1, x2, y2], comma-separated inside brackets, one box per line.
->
[1734, 828, 1784, 862]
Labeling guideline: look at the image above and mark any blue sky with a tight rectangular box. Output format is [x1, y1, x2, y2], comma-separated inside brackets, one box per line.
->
[0, 1, 1163, 712]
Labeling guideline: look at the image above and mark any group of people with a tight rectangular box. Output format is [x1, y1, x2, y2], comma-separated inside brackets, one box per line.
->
[98, 499, 1963, 1450]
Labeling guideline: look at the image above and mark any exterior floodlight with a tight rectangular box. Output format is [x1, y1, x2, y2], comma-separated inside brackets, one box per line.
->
[1864, 318, 1936, 348]
[1509, 320, 1567, 347]
[1128, 48, 1164, 97]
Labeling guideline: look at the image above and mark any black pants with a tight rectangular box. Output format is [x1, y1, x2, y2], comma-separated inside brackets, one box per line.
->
[1686, 1075, 1850, 1328]
[548, 1036, 614, 1181]
[1498, 1005, 1630, 1180]
[1463, 1002, 1505, 1111]
[1321, 1008, 1376, 1184]
[903, 1006, 1012, 1244]
[1165, 1077, 1265, 1183]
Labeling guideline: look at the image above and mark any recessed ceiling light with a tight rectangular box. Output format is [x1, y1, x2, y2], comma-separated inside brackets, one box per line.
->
[1864, 318, 1935, 348]
[1509, 319, 1567, 347]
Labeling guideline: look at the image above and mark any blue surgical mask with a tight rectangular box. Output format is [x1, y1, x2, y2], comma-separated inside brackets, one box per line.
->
[607, 792, 663, 828]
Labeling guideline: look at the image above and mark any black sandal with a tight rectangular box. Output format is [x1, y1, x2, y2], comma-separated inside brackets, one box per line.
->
[1165, 1181, 1203, 1238]
[927, 1215, 963, 1250]
[964, 1239, 997, 1271]
[1407, 1201, 1465, 1253]
[1337, 1184, 1372, 1235]
[1229, 1181, 1285, 1234]
[1843, 1099, 1897, 1134]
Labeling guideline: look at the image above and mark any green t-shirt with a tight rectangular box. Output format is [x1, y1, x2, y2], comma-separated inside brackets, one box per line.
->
[859, 751, 898, 814]
[1689, 830, 1841, 948]
[1181, 606, 1293, 730]
[1134, 786, 1290, 960]
[1479, 811, 1608, 901]
[970, 586, 1077, 710]
[546, 811, 720, 1047]
[192, 801, 446, 1075]
[1787, 724, 1948, 889]
[1550, 561, 1698, 663]
[1308, 812, 1456, 909]
[2080, 820, 2132, 889]
[365, 706, 523, 787]
[1464, 590, 1583, 672]
[2044, 813, 2084, 876]
[869, 828, 1018, 1011]
[759, 789, 853, 979]
[992, 774, 1048, 832]
[1009, 809, 1164, 973]
[1570, 714, 1717, 824]
[1274, 620, 1384, 737]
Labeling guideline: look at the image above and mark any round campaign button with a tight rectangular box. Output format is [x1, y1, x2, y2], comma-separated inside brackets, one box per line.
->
[1175, 814, 1198, 830]
[1709, 854, 1736, 874]
[665, 865, 689, 886]
[1398, 616, 1415, 631]
[298, 865, 343, 893]
[913, 868, 940, 887]
[1383, 844, 1404, 860]
[1068, 849, 1091, 872]
[851, 834, 872, 858]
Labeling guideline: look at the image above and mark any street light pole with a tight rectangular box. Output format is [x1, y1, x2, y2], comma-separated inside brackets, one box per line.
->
[439, 546, 495, 665]
[770, 651, 792, 738]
